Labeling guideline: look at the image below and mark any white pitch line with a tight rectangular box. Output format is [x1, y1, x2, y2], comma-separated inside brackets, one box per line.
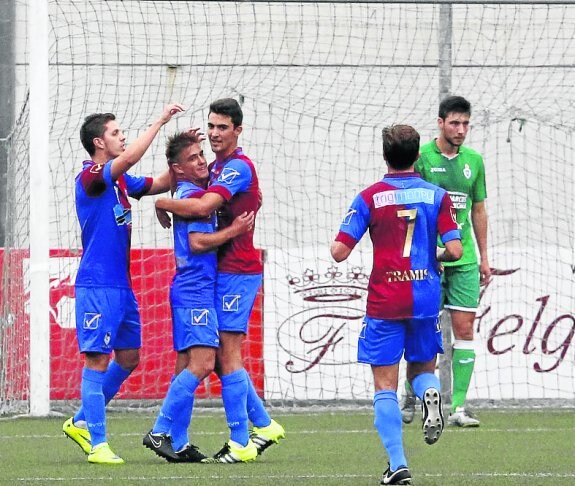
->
[9, 471, 575, 482]
[0, 425, 572, 440]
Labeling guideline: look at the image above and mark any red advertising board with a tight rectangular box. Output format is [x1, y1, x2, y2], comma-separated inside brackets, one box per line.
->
[0, 248, 264, 400]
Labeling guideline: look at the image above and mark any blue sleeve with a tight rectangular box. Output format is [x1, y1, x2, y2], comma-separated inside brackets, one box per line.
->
[124, 172, 150, 198]
[210, 158, 251, 197]
[338, 193, 370, 242]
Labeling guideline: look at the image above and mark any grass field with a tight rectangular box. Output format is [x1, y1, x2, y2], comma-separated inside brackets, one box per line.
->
[1, 408, 573, 485]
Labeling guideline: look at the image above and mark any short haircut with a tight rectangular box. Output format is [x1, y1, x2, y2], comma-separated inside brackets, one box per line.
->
[165, 131, 203, 165]
[209, 98, 243, 127]
[382, 124, 420, 171]
[438, 95, 471, 119]
[80, 113, 116, 156]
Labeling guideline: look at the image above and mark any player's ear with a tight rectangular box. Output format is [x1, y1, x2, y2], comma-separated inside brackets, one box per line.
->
[93, 137, 105, 151]
[234, 125, 243, 137]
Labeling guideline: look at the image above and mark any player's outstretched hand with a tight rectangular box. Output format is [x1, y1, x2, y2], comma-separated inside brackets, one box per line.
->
[185, 127, 207, 143]
[230, 211, 255, 236]
[159, 103, 186, 125]
[155, 200, 172, 229]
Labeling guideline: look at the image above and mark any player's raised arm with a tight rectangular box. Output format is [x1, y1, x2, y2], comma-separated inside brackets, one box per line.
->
[110, 103, 185, 180]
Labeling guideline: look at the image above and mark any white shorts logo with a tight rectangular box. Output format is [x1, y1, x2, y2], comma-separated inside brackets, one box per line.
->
[222, 295, 241, 312]
[83, 312, 101, 330]
[192, 309, 209, 326]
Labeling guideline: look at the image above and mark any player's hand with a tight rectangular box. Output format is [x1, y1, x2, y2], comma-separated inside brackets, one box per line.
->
[155, 200, 172, 228]
[230, 211, 255, 236]
[159, 103, 186, 124]
[185, 126, 207, 143]
[479, 259, 492, 286]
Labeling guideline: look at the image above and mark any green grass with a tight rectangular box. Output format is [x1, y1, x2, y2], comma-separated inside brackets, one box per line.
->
[0, 409, 573, 485]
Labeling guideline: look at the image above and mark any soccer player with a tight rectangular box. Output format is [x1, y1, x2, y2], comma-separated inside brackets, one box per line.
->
[62, 103, 184, 464]
[331, 125, 462, 485]
[155, 98, 285, 464]
[401, 96, 490, 427]
[143, 130, 254, 462]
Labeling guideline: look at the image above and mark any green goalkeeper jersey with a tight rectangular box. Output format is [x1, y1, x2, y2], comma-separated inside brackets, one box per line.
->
[415, 139, 487, 267]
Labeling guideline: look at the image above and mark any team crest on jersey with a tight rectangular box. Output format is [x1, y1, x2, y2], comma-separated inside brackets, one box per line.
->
[90, 164, 104, 174]
[218, 167, 240, 184]
[83, 312, 101, 330]
[192, 309, 209, 325]
[342, 208, 356, 225]
[463, 163, 472, 179]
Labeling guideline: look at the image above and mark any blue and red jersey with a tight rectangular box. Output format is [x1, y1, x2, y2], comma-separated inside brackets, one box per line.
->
[75, 160, 152, 288]
[335, 173, 460, 320]
[170, 180, 218, 308]
[207, 147, 263, 274]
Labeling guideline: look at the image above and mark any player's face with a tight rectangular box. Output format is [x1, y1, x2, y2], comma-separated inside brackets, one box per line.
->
[174, 143, 209, 186]
[98, 120, 126, 158]
[207, 113, 242, 159]
[438, 112, 470, 148]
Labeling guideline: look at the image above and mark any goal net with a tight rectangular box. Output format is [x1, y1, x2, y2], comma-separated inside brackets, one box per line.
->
[2, 0, 574, 414]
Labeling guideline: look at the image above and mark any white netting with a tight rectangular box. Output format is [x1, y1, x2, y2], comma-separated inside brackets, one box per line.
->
[2, 1, 574, 414]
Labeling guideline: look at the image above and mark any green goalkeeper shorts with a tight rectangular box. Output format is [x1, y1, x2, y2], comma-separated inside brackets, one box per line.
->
[441, 263, 480, 312]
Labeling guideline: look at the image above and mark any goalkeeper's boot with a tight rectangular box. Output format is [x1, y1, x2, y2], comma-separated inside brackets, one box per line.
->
[201, 439, 258, 464]
[381, 464, 412, 485]
[143, 430, 181, 462]
[422, 387, 444, 445]
[448, 407, 480, 427]
[250, 419, 285, 455]
[400, 389, 417, 424]
[62, 417, 92, 454]
[87, 442, 124, 465]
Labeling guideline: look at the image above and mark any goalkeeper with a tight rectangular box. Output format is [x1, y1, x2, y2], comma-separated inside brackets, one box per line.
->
[331, 124, 462, 485]
[401, 95, 491, 428]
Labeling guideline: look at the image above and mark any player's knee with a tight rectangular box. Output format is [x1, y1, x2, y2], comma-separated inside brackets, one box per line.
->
[188, 351, 216, 380]
[114, 350, 140, 371]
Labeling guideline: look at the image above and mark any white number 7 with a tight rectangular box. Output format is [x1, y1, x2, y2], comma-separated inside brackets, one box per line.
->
[396, 208, 417, 257]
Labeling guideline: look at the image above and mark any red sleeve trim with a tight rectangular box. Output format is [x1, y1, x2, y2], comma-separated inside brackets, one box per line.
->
[335, 231, 357, 248]
[207, 184, 232, 201]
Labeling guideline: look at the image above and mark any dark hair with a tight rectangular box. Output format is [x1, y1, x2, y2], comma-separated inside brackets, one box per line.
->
[80, 113, 116, 156]
[209, 98, 243, 127]
[381, 125, 420, 170]
[165, 131, 203, 165]
[438, 95, 471, 119]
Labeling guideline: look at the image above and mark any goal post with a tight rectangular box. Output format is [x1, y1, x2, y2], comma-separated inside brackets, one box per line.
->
[2, 0, 575, 416]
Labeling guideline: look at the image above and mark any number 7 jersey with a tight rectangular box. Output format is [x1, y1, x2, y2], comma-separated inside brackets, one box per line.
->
[334, 173, 460, 320]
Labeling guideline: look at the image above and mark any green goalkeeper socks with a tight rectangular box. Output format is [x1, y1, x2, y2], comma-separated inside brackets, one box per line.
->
[451, 347, 475, 410]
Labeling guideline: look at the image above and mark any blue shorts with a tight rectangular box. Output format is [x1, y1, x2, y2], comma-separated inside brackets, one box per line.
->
[171, 306, 220, 351]
[215, 273, 262, 333]
[75, 287, 141, 354]
[357, 315, 444, 366]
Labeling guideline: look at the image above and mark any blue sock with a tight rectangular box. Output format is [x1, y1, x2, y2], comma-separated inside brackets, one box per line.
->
[221, 369, 249, 446]
[81, 367, 107, 448]
[373, 390, 407, 471]
[74, 360, 131, 424]
[153, 369, 200, 451]
[411, 372, 441, 400]
[242, 369, 271, 428]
